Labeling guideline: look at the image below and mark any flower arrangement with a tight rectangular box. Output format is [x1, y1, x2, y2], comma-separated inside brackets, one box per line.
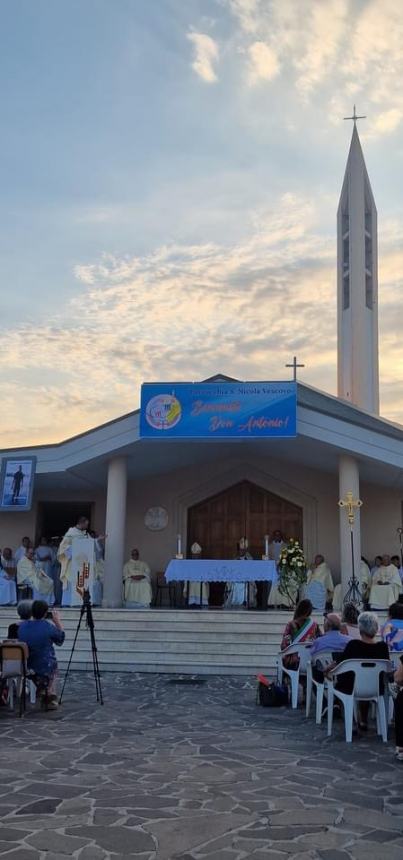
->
[277, 538, 307, 608]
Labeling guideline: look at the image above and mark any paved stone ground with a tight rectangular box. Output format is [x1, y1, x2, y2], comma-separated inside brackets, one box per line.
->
[1, 672, 403, 859]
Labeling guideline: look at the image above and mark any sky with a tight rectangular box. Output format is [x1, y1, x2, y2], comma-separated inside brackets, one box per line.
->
[1, 0, 403, 447]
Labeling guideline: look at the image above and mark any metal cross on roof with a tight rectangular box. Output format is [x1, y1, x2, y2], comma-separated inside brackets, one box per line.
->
[285, 356, 305, 381]
[343, 104, 366, 125]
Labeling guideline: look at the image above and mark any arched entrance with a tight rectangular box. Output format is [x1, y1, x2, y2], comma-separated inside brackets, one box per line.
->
[187, 480, 303, 604]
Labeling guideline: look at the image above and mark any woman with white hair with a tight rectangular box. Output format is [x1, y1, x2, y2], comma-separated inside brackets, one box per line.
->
[332, 611, 389, 731]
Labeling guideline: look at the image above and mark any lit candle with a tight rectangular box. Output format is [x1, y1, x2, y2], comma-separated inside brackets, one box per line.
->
[177, 534, 182, 556]
[264, 534, 269, 557]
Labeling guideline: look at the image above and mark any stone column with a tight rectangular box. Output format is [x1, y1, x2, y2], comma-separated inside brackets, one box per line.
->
[338, 454, 361, 599]
[103, 456, 127, 608]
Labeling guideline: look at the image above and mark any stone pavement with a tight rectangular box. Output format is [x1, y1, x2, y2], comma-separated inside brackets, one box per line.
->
[0, 673, 403, 859]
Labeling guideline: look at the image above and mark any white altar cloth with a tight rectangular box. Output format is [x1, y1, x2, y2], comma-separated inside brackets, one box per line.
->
[165, 559, 277, 583]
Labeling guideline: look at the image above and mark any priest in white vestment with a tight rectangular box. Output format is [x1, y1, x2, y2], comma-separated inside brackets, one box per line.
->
[183, 543, 209, 607]
[123, 548, 153, 607]
[17, 548, 54, 603]
[269, 531, 286, 563]
[14, 536, 31, 563]
[58, 516, 90, 606]
[268, 532, 294, 607]
[370, 554, 402, 609]
[224, 539, 256, 608]
[306, 555, 334, 604]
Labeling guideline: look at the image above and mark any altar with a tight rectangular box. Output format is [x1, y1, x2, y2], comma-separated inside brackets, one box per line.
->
[165, 558, 277, 609]
[165, 559, 277, 583]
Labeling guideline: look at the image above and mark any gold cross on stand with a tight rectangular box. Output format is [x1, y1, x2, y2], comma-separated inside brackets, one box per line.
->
[343, 105, 366, 126]
[338, 491, 363, 526]
[285, 356, 305, 381]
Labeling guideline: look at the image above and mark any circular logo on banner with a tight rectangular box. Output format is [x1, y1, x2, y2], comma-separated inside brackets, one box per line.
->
[145, 394, 182, 430]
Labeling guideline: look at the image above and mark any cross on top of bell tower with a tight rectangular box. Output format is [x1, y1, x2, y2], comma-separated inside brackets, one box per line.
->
[343, 105, 366, 126]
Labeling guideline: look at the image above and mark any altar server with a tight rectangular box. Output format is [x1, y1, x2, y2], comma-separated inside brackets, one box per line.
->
[123, 548, 153, 608]
[17, 547, 54, 603]
[370, 554, 402, 609]
[183, 543, 209, 607]
[306, 555, 334, 603]
[58, 516, 90, 606]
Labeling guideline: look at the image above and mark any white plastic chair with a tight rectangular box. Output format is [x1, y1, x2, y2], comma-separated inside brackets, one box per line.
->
[277, 643, 312, 709]
[305, 650, 334, 722]
[326, 658, 392, 743]
[386, 652, 401, 723]
[304, 581, 326, 612]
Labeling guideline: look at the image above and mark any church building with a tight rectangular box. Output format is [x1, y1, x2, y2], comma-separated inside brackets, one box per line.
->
[1, 121, 403, 610]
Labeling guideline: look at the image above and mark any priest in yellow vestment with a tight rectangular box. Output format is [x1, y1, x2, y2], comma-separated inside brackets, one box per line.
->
[17, 548, 54, 602]
[369, 554, 401, 609]
[123, 548, 153, 607]
[306, 555, 334, 603]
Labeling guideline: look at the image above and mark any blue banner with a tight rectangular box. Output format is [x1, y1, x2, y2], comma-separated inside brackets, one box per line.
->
[140, 382, 296, 439]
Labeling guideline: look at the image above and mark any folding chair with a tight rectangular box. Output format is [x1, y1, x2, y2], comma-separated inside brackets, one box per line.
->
[153, 572, 176, 608]
[305, 650, 334, 722]
[0, 641, 29, 717]
[326, 658, 392, 743]
[277, 643, 312, 709]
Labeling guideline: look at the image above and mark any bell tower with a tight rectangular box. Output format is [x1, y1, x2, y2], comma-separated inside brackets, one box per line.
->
[337, 111, 379, 414]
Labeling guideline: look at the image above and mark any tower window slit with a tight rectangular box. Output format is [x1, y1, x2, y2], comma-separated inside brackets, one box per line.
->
[365, 235, 372, 270]
[366, 273, 373, 309]
[343, 274, 350, 310]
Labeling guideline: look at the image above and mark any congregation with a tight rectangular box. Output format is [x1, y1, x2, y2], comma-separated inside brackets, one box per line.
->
[278, 599, 403, 758]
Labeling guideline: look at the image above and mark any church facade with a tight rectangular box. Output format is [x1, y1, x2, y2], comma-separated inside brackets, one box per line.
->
[1, 122, 402, 606]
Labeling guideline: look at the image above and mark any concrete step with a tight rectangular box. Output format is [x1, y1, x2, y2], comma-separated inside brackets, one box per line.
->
[0, 607, 317, 676]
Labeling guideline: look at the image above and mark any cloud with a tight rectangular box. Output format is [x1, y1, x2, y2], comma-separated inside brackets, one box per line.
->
[247, 41, 280, 84]
[1, 187, 403, 447]
[0, 193, 333, 446]
[187, 32, 219, 83]
[371, 108, 402, 136]
[223, 0, 403, 135]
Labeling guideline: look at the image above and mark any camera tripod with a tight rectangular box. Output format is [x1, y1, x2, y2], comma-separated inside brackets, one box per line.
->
[59, 590, 104, 705]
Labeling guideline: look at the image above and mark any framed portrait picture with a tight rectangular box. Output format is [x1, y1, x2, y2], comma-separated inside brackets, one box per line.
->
[0, 456, 37, 511]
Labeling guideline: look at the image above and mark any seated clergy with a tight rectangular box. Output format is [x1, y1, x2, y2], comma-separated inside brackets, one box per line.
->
[369, 554, 402, 609]
[183, 543, 209, 607]
[17, 547, 54, 603]
[306, 555, 334, 603]
[14, 536, 31, 563]
[123, 548, 153, 608]
[1, 546, 17, 576]
[0, 548, 17, 605]
[360, 557, 371, 603]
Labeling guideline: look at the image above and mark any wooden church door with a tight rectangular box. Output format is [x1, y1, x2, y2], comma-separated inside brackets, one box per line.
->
[187, 480, 303, 604]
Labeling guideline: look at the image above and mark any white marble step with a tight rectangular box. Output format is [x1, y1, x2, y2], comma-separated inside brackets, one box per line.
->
[0, 607, 320, 676]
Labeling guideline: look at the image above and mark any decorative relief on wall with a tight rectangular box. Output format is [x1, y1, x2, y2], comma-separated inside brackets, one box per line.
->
[144, 506, 169, 531]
